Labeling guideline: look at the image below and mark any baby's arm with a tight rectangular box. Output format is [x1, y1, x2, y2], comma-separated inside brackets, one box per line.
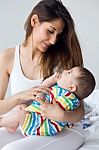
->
[35, 73, 60, 104]
[41, 72, 60, 87]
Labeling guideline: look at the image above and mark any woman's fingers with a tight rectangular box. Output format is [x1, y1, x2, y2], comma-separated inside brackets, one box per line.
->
[40, 99, 64, 121]
[31, 86, 50, 96]
[16, 86, 50, 104]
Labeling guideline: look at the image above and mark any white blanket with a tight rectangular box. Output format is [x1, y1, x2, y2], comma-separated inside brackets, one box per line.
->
[79, 90, 99, 150]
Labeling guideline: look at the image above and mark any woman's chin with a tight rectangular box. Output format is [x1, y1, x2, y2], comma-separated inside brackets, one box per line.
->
[39, 47, 47, 53]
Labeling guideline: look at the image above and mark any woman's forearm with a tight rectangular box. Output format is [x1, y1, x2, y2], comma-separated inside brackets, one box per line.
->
[0, 117, 3, 127]
[0, 96, 19, 115]
[61, 100, 85, 123]
[40, 100, 85, 123]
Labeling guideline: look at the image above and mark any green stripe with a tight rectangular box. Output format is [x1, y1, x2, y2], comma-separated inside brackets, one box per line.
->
[62, 96, 73, 110]
[24, 114, 32, 133]
[44, 120, 49, 136]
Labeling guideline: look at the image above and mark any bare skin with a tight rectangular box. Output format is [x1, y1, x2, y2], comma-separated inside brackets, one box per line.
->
[0, 17, 84, 129]
[0, 46, 84, 127]
[0, 68, 85, 134]
[1, 105, 27, 133]
[0, 47, 51, 115]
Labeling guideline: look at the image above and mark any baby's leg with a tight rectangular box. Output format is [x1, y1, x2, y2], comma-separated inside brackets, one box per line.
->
[1, 105, 27, 133]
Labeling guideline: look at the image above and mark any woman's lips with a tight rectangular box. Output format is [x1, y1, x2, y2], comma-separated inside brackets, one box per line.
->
[43, 42, 50, 49]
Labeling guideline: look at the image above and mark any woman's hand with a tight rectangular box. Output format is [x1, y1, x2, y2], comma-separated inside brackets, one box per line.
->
[0, 86, 50, 115]
[40, 100, 84, 123]
[40, 99, 65, 121]
[13, 86, 50, 105]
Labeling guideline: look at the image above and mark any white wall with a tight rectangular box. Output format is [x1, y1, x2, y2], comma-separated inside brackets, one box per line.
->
[0, 0, 38, 50]
[0, 0, 99, 91]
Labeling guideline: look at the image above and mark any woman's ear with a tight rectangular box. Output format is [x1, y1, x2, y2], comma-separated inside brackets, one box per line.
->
[68, 85, 77, 92]
[31, 14, 39, 27]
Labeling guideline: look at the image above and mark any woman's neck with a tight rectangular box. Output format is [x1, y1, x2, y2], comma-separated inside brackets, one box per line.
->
[22, 40, 42, 63]
[20, 44, 43, 80]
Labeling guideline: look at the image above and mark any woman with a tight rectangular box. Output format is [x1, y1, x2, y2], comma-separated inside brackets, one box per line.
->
[0, 0, 84, 149]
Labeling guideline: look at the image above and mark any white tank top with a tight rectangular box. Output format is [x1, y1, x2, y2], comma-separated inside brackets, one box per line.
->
[10, 45, 43, 95]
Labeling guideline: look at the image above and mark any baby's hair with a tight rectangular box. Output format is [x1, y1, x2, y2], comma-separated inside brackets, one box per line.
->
[75, 67, 96, 100]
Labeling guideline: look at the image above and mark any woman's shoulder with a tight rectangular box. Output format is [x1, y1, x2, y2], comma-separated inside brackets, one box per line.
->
[0, 47, 15, 74]
[0, 47, 15, 57]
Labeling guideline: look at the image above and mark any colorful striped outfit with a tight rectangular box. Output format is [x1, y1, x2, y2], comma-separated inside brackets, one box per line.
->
[21, 84, 80, 136]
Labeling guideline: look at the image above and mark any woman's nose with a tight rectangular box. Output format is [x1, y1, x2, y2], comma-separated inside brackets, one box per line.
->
[50, 35, 57, 45]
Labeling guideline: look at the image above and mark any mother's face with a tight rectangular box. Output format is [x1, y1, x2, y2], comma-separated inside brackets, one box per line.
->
[31, 15, 65, 52]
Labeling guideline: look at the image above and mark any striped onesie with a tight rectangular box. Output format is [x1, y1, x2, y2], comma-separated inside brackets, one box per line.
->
[21, 84, 80, 136]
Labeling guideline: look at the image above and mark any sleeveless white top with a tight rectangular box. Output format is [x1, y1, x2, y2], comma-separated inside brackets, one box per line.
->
[10, 46, 43, 95]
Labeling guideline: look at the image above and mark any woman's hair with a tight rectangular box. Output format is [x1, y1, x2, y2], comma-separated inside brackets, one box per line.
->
[75, 67, 96, 100]
[24, 0, 83, 78]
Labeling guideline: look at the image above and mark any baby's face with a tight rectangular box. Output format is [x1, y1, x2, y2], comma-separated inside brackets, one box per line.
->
[57, 67, 81, 90]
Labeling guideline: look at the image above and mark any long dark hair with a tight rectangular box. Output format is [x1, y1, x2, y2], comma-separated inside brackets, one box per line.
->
[24, 0, 83, 78]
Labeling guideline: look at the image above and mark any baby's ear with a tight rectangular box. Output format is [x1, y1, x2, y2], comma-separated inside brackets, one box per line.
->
[68, 85, 77, 92]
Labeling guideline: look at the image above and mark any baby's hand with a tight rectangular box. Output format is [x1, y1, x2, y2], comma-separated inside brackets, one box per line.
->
[36, 93, 46, 104]
[52, 72, 61, 80]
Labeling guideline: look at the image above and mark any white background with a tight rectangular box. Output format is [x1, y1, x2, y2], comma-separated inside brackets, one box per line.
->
[0, 0, 99, 95]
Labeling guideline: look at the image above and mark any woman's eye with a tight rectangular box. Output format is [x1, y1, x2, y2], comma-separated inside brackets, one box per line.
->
[48, 30, 54, 34]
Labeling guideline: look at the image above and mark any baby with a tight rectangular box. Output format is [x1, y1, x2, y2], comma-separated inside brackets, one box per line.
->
[2, 67, 96, 136]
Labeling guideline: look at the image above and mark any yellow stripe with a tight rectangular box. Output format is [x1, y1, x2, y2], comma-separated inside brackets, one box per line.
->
[52, 88, 57, 98]
[26, 105, 41, 114]
[40, 120, 46, 135]
[69, 93, 75, 99]
[57, 96, 69, 110]
[21, 113, 30, 131]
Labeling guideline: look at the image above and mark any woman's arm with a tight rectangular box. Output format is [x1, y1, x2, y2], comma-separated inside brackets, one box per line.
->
[0, 49, 21, 115]
[62, 100, 85, 122]
[40, 100, 85, 123]
[0, 49, 50, 115]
